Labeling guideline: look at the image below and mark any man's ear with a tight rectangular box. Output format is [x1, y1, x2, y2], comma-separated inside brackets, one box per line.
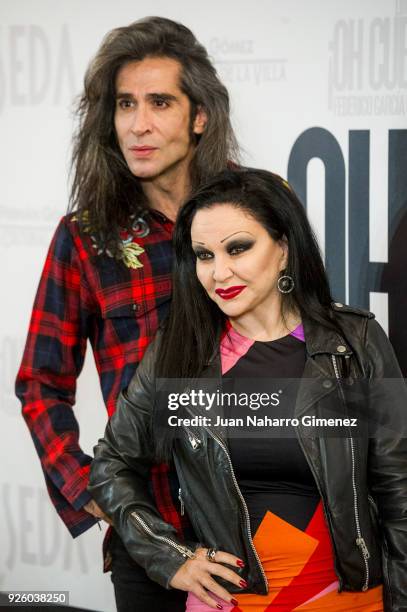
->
[193, 105, 208, 135]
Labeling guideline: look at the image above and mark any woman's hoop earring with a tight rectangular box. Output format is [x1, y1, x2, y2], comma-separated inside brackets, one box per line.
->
[277, 274, 295, 294]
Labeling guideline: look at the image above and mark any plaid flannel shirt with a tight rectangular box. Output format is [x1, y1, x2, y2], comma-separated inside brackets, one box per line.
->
[15, 211, 189, 555]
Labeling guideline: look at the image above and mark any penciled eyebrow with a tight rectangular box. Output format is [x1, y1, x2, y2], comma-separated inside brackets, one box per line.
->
[220, 231, 254, 243]
[192, 231, 255, 246]
[115, 92, 178, 103]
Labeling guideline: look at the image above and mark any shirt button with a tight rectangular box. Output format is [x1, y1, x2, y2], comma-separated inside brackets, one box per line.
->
[132, 303, 140, 312]
[334, 302, 344, 308]
[337, 345, 347, 353]
[323, 380, 333, 389]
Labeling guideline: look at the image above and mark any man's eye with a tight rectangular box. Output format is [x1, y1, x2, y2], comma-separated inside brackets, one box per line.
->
[195, 251, 213, 260]
[118, 99, 134, 109]
[153, 98, 169, 108]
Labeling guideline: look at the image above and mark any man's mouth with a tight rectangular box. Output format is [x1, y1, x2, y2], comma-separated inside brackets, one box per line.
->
[215, 285, 247, 300]
[129, 146, 158, 157]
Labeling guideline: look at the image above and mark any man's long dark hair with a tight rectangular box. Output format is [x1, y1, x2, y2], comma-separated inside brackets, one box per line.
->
[69, 16, 239, 253]
[156, 168, 337, 380]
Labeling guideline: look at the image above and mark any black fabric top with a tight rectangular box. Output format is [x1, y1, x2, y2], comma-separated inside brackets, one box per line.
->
[224, 333, 320, 534]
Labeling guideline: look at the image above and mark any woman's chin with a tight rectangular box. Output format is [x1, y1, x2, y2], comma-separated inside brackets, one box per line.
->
[215, 299, 247, 319]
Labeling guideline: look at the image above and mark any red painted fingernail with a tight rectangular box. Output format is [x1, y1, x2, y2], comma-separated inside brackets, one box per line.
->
[231, 598, 239, 606]
[239, 579, 248, 588]
[216, 605, 223, 610]
[236, 559, 245, 568]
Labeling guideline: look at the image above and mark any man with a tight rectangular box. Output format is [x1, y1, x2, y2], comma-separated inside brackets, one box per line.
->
[16, 16, 239, 612]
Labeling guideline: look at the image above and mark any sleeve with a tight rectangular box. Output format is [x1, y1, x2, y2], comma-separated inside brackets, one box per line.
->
[15, 217, 97, 536]
[88, 340, 198, 589]
[366, 318, 407, 611]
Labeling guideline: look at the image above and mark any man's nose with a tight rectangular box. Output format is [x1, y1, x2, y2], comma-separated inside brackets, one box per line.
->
[130, 105, 152, 135]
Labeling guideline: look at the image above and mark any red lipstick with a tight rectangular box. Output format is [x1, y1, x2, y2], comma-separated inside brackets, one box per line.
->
[215, 285, 247, 300]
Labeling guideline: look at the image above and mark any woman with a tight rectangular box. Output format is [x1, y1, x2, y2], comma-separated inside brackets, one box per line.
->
[88, 169, 407, 611]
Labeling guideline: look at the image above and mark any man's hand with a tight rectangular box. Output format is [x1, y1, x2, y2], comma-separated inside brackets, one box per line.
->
[170, 547, 245, 609]
[83, 499, 113, 525]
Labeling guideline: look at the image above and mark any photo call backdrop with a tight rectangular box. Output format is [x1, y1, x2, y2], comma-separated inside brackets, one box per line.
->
[1, 1, 406, 610]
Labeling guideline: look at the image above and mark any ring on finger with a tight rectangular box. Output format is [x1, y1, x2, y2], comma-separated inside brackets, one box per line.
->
[206, 548, 217, 563]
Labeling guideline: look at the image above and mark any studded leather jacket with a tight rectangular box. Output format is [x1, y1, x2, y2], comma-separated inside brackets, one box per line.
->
[88, 304, 407, 611]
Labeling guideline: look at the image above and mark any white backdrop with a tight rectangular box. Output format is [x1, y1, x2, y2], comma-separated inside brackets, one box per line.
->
[1, 1, 406, 610]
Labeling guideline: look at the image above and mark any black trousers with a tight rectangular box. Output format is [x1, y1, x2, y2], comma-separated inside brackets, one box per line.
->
[110, 530, 187, 612]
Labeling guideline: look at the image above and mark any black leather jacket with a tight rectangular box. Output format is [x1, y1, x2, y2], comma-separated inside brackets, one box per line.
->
[88, 304, 407, 611]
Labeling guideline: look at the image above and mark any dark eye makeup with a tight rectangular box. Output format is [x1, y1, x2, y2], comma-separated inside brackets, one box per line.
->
[193, 239, 255, 260]
[226, 239, 255, 255]
[193, 249, 213, 260]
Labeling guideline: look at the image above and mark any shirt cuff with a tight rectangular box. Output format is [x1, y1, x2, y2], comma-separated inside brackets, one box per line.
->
[60, 463, 93, 510]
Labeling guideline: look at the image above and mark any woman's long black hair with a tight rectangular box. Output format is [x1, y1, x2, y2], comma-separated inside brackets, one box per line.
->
[154, 168, 339, 460]
[156, 167, 337, 380]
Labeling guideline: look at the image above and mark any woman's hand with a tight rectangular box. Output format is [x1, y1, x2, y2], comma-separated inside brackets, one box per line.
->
[170, 547, 246, 609]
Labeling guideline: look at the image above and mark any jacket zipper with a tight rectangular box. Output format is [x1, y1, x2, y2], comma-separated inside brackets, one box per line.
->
[184, 407, 268, 592]
[331, 354, 370, 591]
[186, 429, 201, 450]
[178, 488, 185, 516]
[180, 426, 200, 516]
[130, 511, 195, 559]
[179, 423, 201, 517]
[181, 410, 202, 450]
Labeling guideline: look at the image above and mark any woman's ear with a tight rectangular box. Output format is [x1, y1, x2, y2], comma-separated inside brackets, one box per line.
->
[279, 236, 289, 271]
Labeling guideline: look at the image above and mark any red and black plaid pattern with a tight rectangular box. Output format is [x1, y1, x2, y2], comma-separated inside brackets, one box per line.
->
[16, 211, 189, 547]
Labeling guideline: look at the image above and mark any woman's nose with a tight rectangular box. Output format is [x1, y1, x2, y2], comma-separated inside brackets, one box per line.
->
[212, 257, 233, 283]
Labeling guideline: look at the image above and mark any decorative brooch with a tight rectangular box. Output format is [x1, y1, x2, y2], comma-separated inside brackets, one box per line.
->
[72, 212, 150, 270]
[119, 237, 145, 270]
